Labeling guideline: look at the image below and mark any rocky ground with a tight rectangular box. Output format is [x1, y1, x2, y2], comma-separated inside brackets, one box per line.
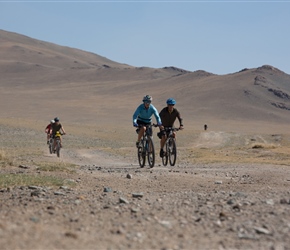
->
[1, 121, 290, 250]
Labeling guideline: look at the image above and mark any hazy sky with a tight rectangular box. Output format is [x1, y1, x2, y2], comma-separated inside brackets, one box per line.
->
[1, 1, 290, 75]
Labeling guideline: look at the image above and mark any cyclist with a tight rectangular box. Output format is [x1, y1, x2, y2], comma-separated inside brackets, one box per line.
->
[50, 117, 66, 149]
[158, 98, 183, 157]
[45, 119, 55, 144]
[133, 95, 163, 147]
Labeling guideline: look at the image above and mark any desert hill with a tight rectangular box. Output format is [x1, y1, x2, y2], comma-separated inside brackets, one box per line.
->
[1, 29, 290, 134]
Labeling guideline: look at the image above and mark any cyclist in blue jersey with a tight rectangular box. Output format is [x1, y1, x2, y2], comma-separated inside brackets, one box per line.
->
[133, 95, 163, 147]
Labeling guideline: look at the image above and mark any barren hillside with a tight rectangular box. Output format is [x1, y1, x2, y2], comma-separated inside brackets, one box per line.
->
[1, 29, 290, 134]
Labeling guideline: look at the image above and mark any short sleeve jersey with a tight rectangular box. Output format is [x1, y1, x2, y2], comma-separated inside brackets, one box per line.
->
[51, 123, 62, 135]
[159, 107, 182, 127]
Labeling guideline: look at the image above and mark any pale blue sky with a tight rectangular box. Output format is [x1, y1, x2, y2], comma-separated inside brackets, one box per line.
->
[1, 1, 290, 75]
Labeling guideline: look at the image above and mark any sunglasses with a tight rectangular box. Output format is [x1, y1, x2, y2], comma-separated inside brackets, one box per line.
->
[144, 101, 151, 104]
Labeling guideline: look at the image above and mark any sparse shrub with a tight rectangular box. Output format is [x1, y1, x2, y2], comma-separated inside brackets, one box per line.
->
[251, 143, 276, 149]
[0, 150, 14, 166]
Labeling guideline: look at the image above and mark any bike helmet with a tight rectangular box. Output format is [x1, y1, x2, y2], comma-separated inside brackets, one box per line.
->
[54, 117, 60, 122]
[143, 95, 152, 103]
[166, 98, 176, 105]
[50, 119, 55, 124]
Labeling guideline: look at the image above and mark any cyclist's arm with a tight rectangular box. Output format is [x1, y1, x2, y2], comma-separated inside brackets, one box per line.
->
[133, 105, 142, 124]
[45, 124, 50, 133]
[152, 106, 162, 125]
[177, 111, 184, 128]
[61, 126, 66, 134]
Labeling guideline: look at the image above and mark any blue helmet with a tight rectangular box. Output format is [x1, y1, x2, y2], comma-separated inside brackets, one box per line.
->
[166, 98, 176, 105]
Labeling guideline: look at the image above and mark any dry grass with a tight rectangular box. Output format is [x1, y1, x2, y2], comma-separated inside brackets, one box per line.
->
[186, 141, 290, 166]
[35, 161, 77, 172]
[0, 173, 74, 189]
[0, 149, 15, 166]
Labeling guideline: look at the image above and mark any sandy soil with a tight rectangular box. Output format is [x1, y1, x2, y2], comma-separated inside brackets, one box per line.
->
[1, 120, 290, 250]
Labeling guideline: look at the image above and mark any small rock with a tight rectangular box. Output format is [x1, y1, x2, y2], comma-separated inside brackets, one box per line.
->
[253, 226, 271, 235]
[104, 187, 112, 192]
[64, 232, 78, 239]
[280, 198, 289, 204]
[159, 220, 172, 228]
[30, 217, 39, 223]
[31, 190, 45, 197]
[54, 191, 65, 196]
[132, 193, 143, 198]
[227, 199, 235, 205]
[119, 197, 129, 204]
[266, 199, 274, 205]
[28, 186, 40, 190]
[131, 207, 140, 213]
[19, 165, 29, 169]
[126, 173, 132, 179]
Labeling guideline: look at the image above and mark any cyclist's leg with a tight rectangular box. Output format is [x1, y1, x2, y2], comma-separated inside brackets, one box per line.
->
[138, 127, 145, 141]
[161, 134, 166, 148]
[52, 135, 56, 150]
[136, 120, 146, 147]
[137, 121, 150, 140]
[172, 131, 177, 144]
[160, 133, 167, 157]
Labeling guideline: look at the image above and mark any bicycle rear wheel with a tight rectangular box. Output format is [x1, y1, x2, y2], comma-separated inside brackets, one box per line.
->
[162, 141, 168, 166]
[138, 140, 146, 168]
[169, 138, 177, 166]
[147, 136, 155, 168]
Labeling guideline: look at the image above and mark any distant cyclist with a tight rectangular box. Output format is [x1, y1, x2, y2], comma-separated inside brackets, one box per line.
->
[158, 98, 183, 157]
[45, 119, 55, 144]
[50, 117, 66, 148]
[133, 95, 163, 147]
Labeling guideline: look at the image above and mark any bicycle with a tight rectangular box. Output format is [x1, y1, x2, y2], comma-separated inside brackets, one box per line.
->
[53, 131, 64, 158]
[136, 124, 158, 168]
[161, 127, 180, 166]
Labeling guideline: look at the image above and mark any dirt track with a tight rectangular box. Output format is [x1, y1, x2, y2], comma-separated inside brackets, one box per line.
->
[1, 122, 290, 250]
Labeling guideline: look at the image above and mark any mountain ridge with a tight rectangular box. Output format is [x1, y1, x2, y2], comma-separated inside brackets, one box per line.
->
[1, 29, 290, 133]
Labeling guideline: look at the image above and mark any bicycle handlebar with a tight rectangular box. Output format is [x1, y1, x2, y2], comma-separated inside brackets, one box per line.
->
[163, 127, 181, 132]
[137, 123, 160, 128]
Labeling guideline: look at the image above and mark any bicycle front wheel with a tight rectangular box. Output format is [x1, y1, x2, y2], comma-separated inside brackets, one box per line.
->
[49, 141, 53, 154]
[162, 141, 168, 166]
[56, 140, 61, 157]
[138, 141, 146, 168]
[147, 136, 155, 168]
[169, 138, 177, 166]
